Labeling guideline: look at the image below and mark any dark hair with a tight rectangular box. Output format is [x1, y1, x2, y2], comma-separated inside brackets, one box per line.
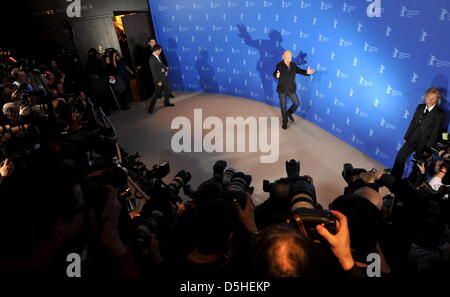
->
[87, 48, 100, 56]
[329, 194, 383, 259]
[151, 45, 162, 52]
[188, 199, 235, 255]
[194, 177, 224, 205]
[148, 37, 156, 42]
[252, 224, 324, 277]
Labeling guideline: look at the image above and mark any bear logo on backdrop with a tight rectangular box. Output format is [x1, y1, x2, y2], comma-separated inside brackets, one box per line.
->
[149, 0, 450, 166]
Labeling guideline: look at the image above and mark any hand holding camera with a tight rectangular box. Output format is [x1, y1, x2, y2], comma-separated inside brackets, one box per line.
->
[316, 210, 355, 271]
[19, 106, 31, 116]
[0, 158, 14, 177]
[416, 162, 426, 175]
[356, 171, 383, 184]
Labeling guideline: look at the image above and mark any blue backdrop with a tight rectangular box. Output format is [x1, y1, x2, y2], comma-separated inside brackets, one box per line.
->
[148, 0, 450, 167]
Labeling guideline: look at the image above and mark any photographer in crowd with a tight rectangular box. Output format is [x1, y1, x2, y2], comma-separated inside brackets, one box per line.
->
[86, 47, 133, 115]
[1, 49, 449, 279]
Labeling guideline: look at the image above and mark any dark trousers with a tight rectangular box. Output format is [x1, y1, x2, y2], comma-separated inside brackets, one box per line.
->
[137, 70, 154, 101]
[90, 75, 111, 113]
[148, 81, 170, 111]
[278, 91, 300, 124]
[391, 141, 424, 179]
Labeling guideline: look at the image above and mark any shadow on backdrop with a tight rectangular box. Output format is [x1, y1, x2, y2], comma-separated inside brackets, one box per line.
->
[166, 38, 184, 91]
[237, 24, 309, 105]
[195, 49, 219, 93]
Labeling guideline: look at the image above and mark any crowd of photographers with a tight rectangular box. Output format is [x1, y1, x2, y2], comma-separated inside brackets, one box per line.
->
[1, 51, 450, 278]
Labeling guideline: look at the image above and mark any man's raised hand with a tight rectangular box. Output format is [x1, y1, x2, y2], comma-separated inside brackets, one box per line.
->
[306, 66, 315, 75]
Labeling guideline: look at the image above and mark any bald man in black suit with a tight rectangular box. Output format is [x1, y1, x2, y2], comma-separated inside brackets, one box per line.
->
[273, 50, 315, 129]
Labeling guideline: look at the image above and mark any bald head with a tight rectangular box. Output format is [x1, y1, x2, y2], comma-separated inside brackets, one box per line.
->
[282, 50, 292, 64]
[354, 186, 383, 210]
[252, 224, 323, 277]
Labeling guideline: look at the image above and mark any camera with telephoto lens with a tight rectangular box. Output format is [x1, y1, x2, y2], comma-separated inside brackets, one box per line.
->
[418, 143, 450, 177]
[430, 142, 450, 167]
[131, 209, 168, 250]
[222, 167, 235, 188]
[289, 208, 337, 244]
[340, 163, 386, 194]
[223, 171, 253, 208]
[286, 159, 301, 179]
[287, 178, 337, 244]
[183, 160, 229, 199]
[181, 160, 252, 209]
[262, 159, 337, 244]
[263, 159, 316, 195]
[81, 157, 134, 229]
[146, 161, 191, 203]
[84, 158, 129, 193]
[341, 163, 370, 186]
[147, 161, 170, 179]
[428, 134, 450, 163]
[213, 160, 227, 182]
[167, 170, 191, 200]
[411, 147, 434, 165]
[433, 133, 450, 155]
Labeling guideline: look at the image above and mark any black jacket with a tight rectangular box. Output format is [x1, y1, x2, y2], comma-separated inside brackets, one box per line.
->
[273, 61, 310, 93]
[149, 54, 167, 84]
[404, 103, 445, 147]
[150, 46, 168, 67]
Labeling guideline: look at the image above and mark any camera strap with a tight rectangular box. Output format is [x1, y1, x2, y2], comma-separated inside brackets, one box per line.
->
[291, 213, 308, 237]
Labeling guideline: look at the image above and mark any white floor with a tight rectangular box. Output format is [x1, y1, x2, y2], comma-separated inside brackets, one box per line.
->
[110, 91, 386, 207]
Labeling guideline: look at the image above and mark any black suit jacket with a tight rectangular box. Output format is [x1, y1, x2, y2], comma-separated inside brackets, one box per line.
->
[404, 103, 445, 147]
[150, 46, 169, 67]
[273, 61, 310, 93]
[149, 54, 167, 84]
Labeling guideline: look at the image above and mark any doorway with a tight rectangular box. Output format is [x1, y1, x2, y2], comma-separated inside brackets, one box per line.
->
[113, 11, 156, 101]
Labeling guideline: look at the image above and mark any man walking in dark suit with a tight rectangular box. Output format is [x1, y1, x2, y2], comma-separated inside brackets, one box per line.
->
[273, 50, 315, 129]
[148, 37, 175, 99]
[391, 88, 446, 178]
[148, 45, 175, 114]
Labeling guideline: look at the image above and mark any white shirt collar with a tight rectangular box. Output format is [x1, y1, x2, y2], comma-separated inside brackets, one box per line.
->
[428, 175, 443, 191]
[425, 104, 436, 112]
[153, 53, 161, 61]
